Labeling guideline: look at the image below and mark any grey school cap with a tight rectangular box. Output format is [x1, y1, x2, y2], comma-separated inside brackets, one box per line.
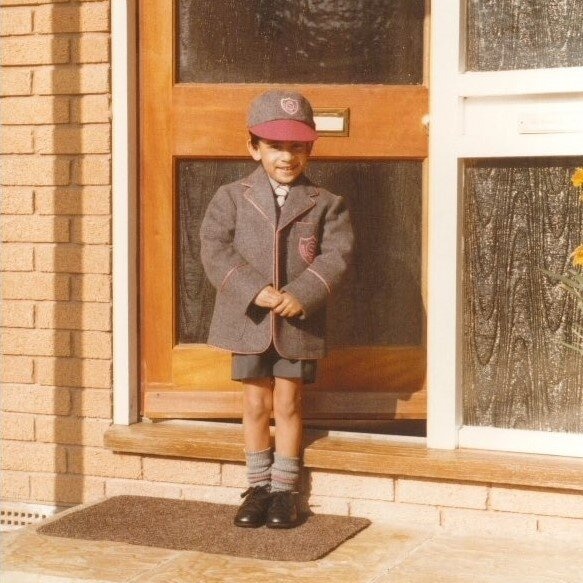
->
[248, 90, 318, 142]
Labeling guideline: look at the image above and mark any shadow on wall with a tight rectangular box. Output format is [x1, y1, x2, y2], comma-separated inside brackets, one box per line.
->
[43, 2, 112, 508]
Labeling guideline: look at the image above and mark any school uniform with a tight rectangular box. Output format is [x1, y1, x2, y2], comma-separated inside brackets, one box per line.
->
[199, 165, 353, 363]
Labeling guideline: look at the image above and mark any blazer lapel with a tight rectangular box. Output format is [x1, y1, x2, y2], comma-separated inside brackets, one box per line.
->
[277, 179, 318, 232]
[242, 167, 277, 227]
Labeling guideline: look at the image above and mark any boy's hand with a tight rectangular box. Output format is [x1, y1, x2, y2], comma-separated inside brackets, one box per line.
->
[273, 292, 304, 318]
[254, 285, 284, 309]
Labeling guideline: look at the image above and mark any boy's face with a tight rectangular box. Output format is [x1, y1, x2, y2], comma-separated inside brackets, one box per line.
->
[247, 139, 312, 185]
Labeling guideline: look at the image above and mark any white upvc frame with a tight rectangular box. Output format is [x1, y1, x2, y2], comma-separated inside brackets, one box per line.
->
[112, 0, 139, 425]
[428, 0, 583, 456]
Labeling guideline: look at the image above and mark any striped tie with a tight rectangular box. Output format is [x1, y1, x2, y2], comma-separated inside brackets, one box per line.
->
[274, 184, 289, 207]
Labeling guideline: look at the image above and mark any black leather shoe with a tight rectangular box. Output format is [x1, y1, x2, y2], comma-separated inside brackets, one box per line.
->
[234, 485, 271, 528]
[266, 490, 299, 529]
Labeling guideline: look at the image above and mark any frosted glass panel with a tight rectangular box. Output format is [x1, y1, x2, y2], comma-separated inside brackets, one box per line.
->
[178, 0, 424, 84]
[466, 0, 583, 71]
[462, 158, 583, 432]
[178, 160, 423, 347]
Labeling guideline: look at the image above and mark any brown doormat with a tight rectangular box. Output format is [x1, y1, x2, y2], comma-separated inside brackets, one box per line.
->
[37, 495, 371, 562]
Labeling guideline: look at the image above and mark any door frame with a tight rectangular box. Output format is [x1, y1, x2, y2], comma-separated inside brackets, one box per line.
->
[112, 0, 583, 457]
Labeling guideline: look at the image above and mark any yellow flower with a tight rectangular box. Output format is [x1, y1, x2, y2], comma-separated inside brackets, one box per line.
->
[572, 167, 583, 188]
[571, 245, 583, 267]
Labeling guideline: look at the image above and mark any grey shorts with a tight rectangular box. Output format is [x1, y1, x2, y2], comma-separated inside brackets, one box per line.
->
[231, 346, 317, 384]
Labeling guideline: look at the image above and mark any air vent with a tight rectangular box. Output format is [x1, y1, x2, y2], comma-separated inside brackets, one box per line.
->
[0, 502, 67, 531]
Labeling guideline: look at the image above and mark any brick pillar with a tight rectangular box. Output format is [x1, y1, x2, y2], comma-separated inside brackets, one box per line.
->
[1, 0, 113, 505]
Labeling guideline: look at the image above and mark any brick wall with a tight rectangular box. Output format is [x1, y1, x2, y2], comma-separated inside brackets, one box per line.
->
[2, 0, 583, 543]
[1, 0, 113, 504]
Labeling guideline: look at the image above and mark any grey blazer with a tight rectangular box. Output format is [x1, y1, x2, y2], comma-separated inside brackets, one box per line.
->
[199, 166, 353, 359]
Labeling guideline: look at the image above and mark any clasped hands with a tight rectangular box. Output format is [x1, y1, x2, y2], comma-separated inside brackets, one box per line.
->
[254, 285, 304, 318]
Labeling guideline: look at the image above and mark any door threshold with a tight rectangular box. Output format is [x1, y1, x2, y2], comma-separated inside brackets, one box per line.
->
[104, 420, 583, 492]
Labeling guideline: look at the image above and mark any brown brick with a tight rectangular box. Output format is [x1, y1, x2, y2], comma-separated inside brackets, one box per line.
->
[397, 478, 488, 509]
[35, 124, 110, 155]
[2, 328, 71, 356]
[0, 96, 69, 125]
[70, 95, 110, 124]
[307, 495, 350, 516]
[35, 415, 111, 447]
[36, 301, 111, 331]
[490, 486, 583, 519]
[72, 154, 111, 185]
[1, 187, 34, 214]
[30, 472, 105, 505]
[143, 458, 221, 486]
[1, 384, 71, 415]
[538, 516, 583, 540]
[0, 6, 32, 35]
[70, 388, 111, 419]
[71, 216, 111, 244]
[441, 508, 537, 536]
[70, 273, 111, 302]
[0, 411, 35, 440]
[310, 471, 395, 502]
[36, 356, 112, 388]
[2, 215, 69, 242]
[71, 34, 109, 63]
[349, 499, 440, 527]
[2, 356, 34, 383]
[1, 470, 30, 500]
[220, 463, 246, 488]
[1, 35, 69, 66]
[2, 440, 67, 473]
[68, 446, 141, 478]
[35, 2, 110, 33]
[3, 272, 69, 300]
[35, 243, 111, 273]
[2, 302, 35, 328]
[1, 243, 34, 271]
[35, 186, 111, 215]
[72, 330, 112, 359]
[1, 125, 33, 153]
[2, 0, 69, 5]
[0, 67, 31, 96]
[2, 155, 70, 186]
[105, 479, 182, 500]
[181, 484, 241, 505]
[33, 64, 110, 95]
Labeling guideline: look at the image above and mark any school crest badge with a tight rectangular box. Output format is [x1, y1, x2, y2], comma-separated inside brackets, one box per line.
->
[280, 97, 299, 116]
[299, 236, 318, 264]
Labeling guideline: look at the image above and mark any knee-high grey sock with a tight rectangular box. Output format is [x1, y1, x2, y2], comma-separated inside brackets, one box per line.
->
[271, 452, 301, 492]
[245, 448, 272, 489]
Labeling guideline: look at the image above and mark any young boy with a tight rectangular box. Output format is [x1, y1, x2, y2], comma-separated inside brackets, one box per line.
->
[200, 90, 353, 528]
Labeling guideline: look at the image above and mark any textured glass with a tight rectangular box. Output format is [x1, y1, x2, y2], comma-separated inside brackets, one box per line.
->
[462, 158, 583, 432]
[178, 0, 424, 84]
[179, 160, 423, 346]
[466, 0, 583, 71]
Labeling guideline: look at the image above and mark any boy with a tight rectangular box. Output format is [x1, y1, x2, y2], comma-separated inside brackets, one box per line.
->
[200, 90, 353, 528]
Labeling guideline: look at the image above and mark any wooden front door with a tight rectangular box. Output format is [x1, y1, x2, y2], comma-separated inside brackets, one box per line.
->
[140, 0, 429, 425]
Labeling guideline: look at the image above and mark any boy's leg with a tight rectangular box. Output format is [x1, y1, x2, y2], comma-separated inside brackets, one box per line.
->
[234, 378, 274, 528]
[268, 377, 303, 528]
[272, 377, 303, 460]
[242, 378, 273, 455]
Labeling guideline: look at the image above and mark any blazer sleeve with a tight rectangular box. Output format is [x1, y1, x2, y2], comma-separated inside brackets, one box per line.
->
[200, 186, 272, 311]
[282, 194, 354, 318]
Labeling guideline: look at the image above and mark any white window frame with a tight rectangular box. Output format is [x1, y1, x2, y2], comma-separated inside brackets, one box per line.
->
[113, 0, 583, 457]
[112, 0, 138, 425]
[428, 0, 583, 456]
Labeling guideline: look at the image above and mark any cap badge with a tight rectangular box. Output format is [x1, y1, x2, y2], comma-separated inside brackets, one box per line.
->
[280, 97, 299, 116]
